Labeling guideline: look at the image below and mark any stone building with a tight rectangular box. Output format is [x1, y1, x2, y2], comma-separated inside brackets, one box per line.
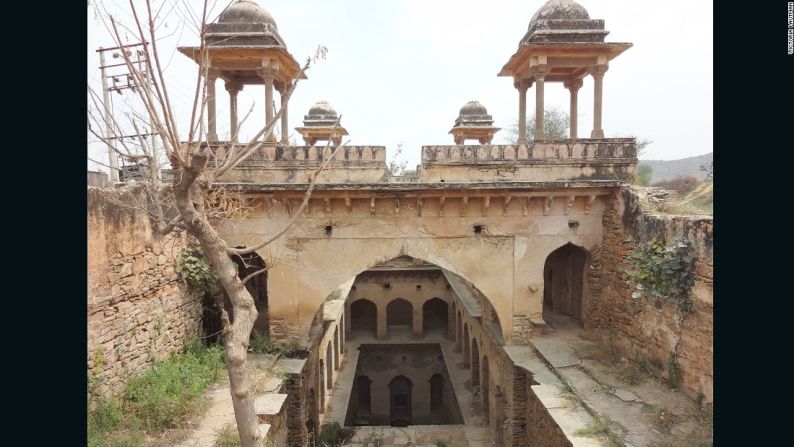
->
[89, 1, 713, 446]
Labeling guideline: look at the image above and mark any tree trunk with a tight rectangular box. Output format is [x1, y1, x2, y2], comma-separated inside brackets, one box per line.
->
[173, 158, 262, 447]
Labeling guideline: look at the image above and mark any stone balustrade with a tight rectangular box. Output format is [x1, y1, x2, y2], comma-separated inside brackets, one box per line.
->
[421, 138, 636, 164]
[206, 143, 386, 165]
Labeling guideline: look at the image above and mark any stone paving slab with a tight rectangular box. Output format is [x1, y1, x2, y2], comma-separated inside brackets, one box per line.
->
[532, 336, 581, 368]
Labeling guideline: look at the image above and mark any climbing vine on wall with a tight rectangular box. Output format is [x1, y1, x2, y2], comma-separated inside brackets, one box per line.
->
[623, 237, 696, 313]
[175, 245, 216, 292]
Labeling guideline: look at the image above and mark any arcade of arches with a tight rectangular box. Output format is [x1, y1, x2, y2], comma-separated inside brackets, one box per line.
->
[298, 255, 581, 446]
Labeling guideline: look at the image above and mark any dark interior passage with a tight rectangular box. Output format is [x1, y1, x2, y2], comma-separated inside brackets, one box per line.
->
[543, 243, 587, 323]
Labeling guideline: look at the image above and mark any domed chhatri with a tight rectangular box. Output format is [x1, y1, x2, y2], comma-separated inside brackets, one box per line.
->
[305, 101, 339, 125]
[529, 0, 590, 26]
[178, 1, 305, 144]
[449, 101, 501, 145]
[296, 101, 349, 146]
[217, 0, 277, 27]
[205, 0, 286, 48]
[499, 0, 632, 141]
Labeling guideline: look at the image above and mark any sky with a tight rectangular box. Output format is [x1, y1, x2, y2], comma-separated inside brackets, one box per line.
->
[87, 0, 713, 173]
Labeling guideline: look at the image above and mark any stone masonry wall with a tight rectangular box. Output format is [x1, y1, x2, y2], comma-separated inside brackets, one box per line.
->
[87, 187, 202, 396]
[589, 187, 713, 405]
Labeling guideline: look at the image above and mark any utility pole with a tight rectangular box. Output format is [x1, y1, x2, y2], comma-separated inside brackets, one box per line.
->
[98, 47, 119, 182]
[97, 42, 159, 182]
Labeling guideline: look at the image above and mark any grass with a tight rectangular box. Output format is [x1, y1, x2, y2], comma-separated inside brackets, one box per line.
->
[575, 341, 652, 386]
[213, 423, 241, 447]
[88, 341, 225, 447]
[573, 416, 627, 447]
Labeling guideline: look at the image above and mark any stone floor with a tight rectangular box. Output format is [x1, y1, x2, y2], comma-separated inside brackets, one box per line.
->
[322, 327, 491, 446]
[532, 311, 713, 447]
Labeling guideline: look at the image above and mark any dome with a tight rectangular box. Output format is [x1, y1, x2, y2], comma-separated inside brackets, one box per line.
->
[218, 0, 277, 28]
[307, 101, 338, 118]
[459, 101, 488, 117]
[529, 0, 590, 28]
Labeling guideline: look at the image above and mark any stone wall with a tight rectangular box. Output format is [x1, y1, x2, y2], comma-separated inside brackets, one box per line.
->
[525, 379, 571, 447]
[589, 187, 713, 404]
[87, 187, 202, 396]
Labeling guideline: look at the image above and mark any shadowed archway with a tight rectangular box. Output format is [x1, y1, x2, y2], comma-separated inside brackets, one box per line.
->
[543, 243, 588, 324]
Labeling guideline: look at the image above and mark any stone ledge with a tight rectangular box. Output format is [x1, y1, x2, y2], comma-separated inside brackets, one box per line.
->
[254, 394, 288, 417]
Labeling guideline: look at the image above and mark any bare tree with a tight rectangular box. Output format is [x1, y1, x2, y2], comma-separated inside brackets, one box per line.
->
[87, 2, 342, 445]
[505, 107, 570, 142]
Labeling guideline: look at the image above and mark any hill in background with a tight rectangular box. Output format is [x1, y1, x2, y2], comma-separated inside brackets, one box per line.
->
[638, 152, 712, 183]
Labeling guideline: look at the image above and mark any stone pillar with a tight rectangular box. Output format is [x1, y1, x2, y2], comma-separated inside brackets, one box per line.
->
[564, 78, 583, 139]
[413, 305, 423, 339]
[340, 315, 346, 354]
[281, 87, 290, 145]
[591, 65, 609, 138]
[533, 67, 548, 140]
[207, 72, 218, 142]
[376, 303, 387, 339]
[225, 81, 242, 142]
[515, 80, 531, 144]
[258, 69, 277, 143]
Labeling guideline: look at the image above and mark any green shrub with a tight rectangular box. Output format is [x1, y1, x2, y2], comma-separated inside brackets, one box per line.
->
[624, 237, 696, 313]
[175, 245, 217, 292]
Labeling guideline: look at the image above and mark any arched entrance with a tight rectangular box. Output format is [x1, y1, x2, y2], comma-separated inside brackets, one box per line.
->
[333, 327, 340, 370]
[494, 386, 507, 447]
[456, 312, 463, 351]
[318, 359, 325, 413]
[389, 375, 412, 426]
[462, 324, 470, 367]
[355, 375, 372, 417]
[387, 298, 413, 334]
[231, 251, 269, 338]
[543, 243, 588, 324]
[423, 297, 449, 335]
[471, 340, 480, 389]
[482, 355, 490, 422]
[325, 343, 333, 390]
[430, 373, 444, 414]
[350, 298, 377, 337]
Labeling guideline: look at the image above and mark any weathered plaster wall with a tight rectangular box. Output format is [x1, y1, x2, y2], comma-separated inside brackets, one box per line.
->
[87, 187, 202, 396]
[589, 188, 713, 404]
[217, 188, 612, 346]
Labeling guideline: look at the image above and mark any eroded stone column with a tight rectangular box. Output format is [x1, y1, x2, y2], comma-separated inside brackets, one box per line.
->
[281, 87, 290, 145]
[533, 67, 549, 140]
[207, 72, 218, 142]
[376, 303, 387, 339]
[591, 65, 609, 138]
[259, 68, 277, 143]
[564, 78, 584, 139]
[413, 306, 423, 339]
[515, 80, 531, 144]
[225, 81, 242, 142]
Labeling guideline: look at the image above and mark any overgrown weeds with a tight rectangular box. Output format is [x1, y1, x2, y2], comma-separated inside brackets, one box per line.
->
[213, 423, 241, 447]
[88, 342, 225, 447]
[316, 422, 354, 447]
[249, 329, 302, 357]
[573, 416, 626, 447]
